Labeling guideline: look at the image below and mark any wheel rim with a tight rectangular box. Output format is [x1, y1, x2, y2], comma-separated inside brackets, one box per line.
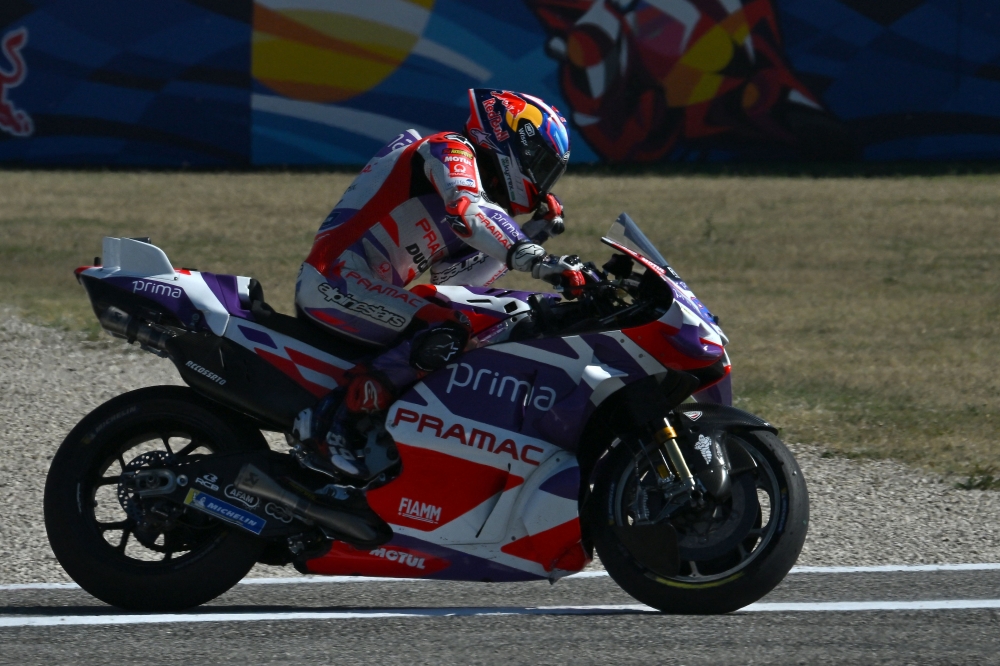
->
[87, 425, 227, 565]
[611, 437, 781, 583]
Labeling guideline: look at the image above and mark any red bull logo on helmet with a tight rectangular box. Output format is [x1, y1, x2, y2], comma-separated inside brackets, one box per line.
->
[0, 27, 33, 138]
[491, 90, 544, 134]
[482, 97, 509, 143]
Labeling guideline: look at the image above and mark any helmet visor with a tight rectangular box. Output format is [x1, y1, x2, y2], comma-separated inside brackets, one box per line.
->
[521, 131, 567, 195]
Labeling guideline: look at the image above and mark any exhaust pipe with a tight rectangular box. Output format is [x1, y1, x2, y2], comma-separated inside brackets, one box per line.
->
[99, 305, 174, 352]
[234, 464, 386, 547]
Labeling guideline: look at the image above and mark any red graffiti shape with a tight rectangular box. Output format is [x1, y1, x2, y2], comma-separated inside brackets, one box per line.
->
[0, 27, 33, 137]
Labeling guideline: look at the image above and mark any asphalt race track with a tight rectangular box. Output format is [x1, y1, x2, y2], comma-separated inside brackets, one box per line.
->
[2, 565, 999, 664]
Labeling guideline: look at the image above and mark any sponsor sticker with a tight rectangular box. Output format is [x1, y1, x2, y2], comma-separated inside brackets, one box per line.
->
[317, 283, 407, 329]
[683, 411, 703, 421]
[397, 497, 442, 525]
[195, 473, 219, 491]
[265, 502, 294, 523]
[369, 546, 429, 570]
[431, 252, 489, 285]
[185, 361, 226, 386]
[694, 434, 714, 464]
[444, 362, 556, 411]
[224, 484, 260, 509]
[391, 407, 546, 466]
[482, 97, 509, 142]
[184, 489, 266, 534]
[132, 279, 182, 299]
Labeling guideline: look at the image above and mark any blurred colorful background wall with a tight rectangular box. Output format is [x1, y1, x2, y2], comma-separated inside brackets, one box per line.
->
[1, 0, 998, 166]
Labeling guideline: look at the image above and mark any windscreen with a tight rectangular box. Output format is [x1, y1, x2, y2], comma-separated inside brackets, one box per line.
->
[604, 213, 669, 268]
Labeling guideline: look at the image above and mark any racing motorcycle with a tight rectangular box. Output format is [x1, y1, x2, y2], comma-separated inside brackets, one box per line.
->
[45, 213, 808, 614]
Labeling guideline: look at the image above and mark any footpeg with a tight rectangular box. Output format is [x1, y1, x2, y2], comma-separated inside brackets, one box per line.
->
[233, 464, 390, 549]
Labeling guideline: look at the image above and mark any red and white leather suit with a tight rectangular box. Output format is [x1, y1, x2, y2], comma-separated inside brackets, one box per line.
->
[296, 129, 551, 397]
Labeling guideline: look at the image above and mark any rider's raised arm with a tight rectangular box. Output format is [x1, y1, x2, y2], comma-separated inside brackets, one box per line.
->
[417, 133, 547, 274]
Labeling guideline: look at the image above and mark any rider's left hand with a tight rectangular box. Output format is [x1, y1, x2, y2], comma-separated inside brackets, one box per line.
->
[522, 193, 565, 243]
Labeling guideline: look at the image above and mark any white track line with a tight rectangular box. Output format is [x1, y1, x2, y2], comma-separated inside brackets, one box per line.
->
[0, 605, 654, 627]
[5, 562, 1000, 592]
[744, 599, 1000, 613]
[4, 599, 1000, 628]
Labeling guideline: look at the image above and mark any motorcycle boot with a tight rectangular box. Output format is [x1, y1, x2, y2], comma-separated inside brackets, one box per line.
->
[290, 371, 396, 483]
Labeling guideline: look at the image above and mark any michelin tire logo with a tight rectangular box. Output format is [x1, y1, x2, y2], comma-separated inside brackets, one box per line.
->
[184, 489, 265, 534]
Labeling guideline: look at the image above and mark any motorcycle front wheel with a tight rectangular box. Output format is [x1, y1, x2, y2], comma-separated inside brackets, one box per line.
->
[587, 429, 808, 614]
[44, 386, 268, 611]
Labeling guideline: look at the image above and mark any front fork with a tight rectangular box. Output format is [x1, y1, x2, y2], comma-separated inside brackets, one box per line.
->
[652, 416, 697, 491]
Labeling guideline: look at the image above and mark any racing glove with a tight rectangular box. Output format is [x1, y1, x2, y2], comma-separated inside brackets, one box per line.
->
[522, 193, 565, 243]
[532, 253, 586, 299]
[506, 242, 586, 299]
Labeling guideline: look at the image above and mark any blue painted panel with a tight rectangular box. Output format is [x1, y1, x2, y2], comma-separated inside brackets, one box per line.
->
[0, 0, 999, 164]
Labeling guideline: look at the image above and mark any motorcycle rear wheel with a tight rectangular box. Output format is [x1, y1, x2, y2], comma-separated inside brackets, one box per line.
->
[588, 429, 808, 614]
[44, 386, 268, 611]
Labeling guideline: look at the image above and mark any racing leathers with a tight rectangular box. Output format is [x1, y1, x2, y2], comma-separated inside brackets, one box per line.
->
[293, 129, 579, 479]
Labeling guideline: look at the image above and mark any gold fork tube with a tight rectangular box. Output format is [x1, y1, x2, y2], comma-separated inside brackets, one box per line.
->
[653, 418, 694, 484]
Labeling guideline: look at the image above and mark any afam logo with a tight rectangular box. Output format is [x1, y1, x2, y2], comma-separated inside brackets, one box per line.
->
[398, 497, 441, 525]
[224, 484, 259, 509]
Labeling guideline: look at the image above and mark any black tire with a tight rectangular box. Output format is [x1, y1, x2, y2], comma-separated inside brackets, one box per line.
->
[44, 385, 268, 611]
[589, 429, 808, 614]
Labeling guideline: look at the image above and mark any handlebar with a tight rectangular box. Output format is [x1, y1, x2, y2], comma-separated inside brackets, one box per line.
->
[524, 253, 673, 338]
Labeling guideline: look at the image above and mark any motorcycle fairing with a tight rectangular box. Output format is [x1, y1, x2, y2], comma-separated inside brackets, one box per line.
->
[600, 237, 729, 374]
[420, 333, 666, 450]
[223, 318, 358, 398]
[411, 284, 534, 337]
[79, 237, 366, 402]
[304, 398, 586, 581]
[305, 331, 665, 580]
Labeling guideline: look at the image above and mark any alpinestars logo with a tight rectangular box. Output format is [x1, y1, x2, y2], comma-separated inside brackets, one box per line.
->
[317, 283, 406, 329]
[469, 127, 500, 152]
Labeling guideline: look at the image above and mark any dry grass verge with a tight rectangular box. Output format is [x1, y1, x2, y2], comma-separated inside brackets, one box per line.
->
[1, 171, 997, 475]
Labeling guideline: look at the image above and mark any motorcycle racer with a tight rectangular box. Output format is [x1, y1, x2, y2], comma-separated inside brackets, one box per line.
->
[292, 88, 580, 481]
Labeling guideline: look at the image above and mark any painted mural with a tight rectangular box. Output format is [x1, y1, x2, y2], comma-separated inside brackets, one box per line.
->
[0, 0, 998, 165]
